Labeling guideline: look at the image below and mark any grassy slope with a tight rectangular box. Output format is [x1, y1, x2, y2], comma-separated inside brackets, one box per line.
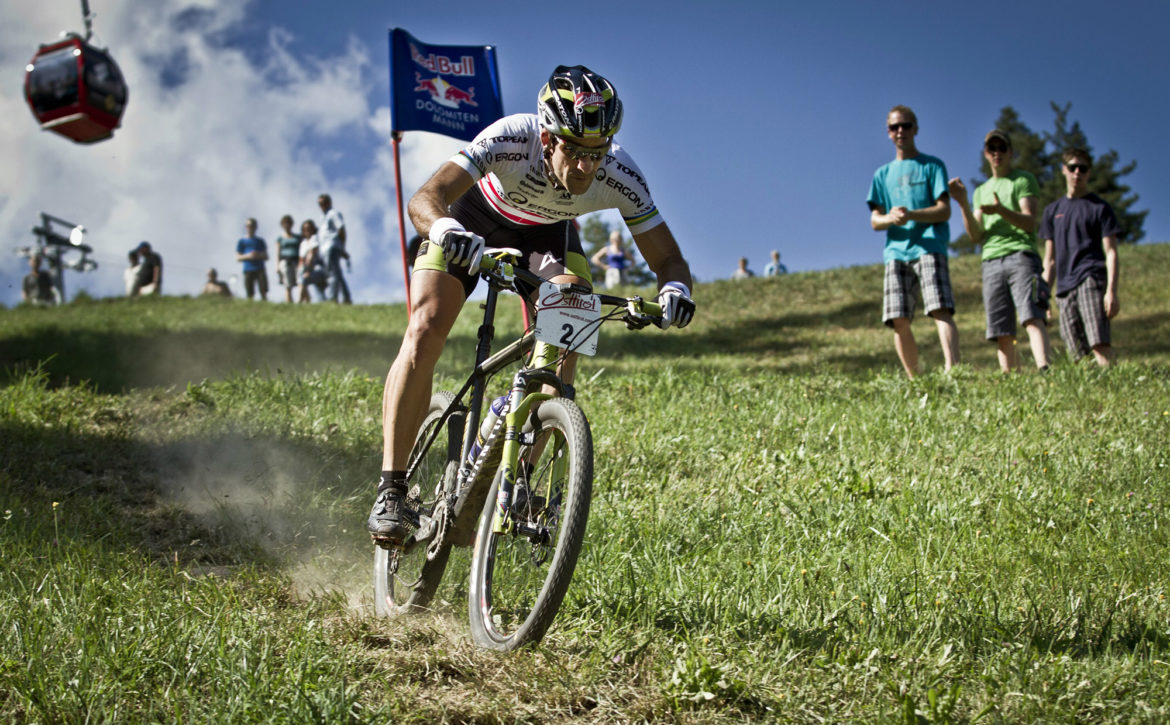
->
[2, 244, 1169, 722]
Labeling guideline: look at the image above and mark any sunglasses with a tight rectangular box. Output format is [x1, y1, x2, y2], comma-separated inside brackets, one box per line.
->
[887, 122, 914, 132]
[985, 143, 1009, 153]
[1066, 163, 1090, 174]
[556, 136, 610, 162]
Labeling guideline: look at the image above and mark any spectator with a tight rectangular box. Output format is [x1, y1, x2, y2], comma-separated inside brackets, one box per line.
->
[731, 256, 754, 280]
[318, 193, 351, 303]
[123, 249, 140, 295]
[591, 229, 635, 289]
[21, 254, 56, 306]
[236, 217, 269, 301]
[130, 241, 162, 296]
[298, 219, 327, 303]
[1040, 148, 1122, 366]
[201, 268, 232, 297]
[275, 214, 301, 304]
[763, 250, 788, 277]
[950, 130, 1051, 373]
[866, 105, 958, 378]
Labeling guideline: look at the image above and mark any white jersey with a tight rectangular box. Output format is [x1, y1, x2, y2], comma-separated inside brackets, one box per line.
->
[450, 114, 664, 236]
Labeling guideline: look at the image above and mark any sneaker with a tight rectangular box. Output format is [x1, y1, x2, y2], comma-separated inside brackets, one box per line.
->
[367, 485, 408, 544]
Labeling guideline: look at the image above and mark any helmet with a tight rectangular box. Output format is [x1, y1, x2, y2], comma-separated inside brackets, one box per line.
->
[537, 65, 623, 139]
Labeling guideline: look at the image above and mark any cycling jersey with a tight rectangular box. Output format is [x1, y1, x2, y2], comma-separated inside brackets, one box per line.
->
[451, 114, 664, 236]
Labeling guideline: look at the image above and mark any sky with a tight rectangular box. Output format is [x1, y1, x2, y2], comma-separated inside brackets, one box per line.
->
[2, 0, 1168, 306]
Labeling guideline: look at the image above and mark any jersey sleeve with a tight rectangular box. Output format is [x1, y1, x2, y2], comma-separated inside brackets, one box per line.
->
[1099, 200, 1123, 239]
[1017, 171, 1040, 199]
[929, 158, 949, 202]
[1038, 202, 1055, 240]
[607, 151, 663, 235]
[866, 168, 887, 211]
[449, 116, 521, 182]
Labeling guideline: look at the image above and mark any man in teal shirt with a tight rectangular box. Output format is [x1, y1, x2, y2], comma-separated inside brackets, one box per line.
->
[949, 129, 1051, 372]
[867, 105, 959, 378]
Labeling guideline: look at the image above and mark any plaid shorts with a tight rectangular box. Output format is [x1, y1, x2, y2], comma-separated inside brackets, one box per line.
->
[883, 253, 955, 326]
[982, 251, 1049, 340]
[1057, 276, 1110, 359]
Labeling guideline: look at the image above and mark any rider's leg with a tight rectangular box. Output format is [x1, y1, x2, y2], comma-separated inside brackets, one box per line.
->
[369, 269, 466, 542]
[382, 269, 468, 471]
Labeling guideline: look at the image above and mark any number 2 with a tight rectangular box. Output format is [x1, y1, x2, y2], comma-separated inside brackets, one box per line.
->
[559, 323, 574, 346]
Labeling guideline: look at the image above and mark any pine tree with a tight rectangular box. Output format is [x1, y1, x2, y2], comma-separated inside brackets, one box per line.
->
[951, 103, 1146, 253]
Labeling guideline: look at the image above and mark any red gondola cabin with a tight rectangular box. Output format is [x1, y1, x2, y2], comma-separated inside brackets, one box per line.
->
[24, 33, 127, 144]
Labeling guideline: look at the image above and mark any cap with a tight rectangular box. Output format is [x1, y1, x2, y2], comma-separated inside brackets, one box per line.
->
[135, 241, 151, 252]
[984, 129, 1011, 147]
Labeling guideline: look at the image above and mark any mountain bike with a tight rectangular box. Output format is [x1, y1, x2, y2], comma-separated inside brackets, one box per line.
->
[373, 248, 662, 650]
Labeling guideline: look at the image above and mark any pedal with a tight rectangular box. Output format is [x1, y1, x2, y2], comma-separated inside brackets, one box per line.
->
[371, 534, 403, 551]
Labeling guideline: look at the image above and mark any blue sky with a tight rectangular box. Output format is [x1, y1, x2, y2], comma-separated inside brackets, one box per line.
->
[2, 0, 1167, 305]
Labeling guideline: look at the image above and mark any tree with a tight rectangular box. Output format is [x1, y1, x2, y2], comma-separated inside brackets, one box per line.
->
[578, 214, 655, 286]
[951, 103, 1146, 254]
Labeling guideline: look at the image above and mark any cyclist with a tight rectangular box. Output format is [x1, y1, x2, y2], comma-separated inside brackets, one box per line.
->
[369, 65, 695, 544]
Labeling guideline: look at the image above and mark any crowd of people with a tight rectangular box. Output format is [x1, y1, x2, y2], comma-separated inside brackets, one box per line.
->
[228, 193, 352, 304]
[867, 105, 1120, 375]
[731, 250, 788, 280]
[114, 192, 352, 304]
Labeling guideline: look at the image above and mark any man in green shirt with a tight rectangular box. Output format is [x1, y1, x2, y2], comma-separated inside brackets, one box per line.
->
[950, 130, 1052, 372]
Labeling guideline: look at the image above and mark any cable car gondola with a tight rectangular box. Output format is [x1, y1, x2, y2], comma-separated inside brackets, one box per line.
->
[23, 1, 127, 144]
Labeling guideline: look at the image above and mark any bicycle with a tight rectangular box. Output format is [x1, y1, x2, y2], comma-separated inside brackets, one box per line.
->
[373, 248, 662, 650]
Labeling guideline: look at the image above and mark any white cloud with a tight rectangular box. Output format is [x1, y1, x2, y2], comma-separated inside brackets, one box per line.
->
[0, 0, 458, 306]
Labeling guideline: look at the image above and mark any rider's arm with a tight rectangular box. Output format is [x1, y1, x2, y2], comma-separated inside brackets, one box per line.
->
[408, 162, 477, 239]
[632, 223, 692, 290]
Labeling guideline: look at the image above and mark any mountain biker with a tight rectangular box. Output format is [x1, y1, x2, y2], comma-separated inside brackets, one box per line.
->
[369, 65, 695, 545]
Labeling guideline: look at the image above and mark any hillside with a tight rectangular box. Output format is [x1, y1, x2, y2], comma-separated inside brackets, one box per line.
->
[2, 244, 1169, 721]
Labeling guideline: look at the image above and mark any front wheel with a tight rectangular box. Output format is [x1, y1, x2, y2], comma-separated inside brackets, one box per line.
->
[374, 391, 463, 616]
[468, 397, 593, 650]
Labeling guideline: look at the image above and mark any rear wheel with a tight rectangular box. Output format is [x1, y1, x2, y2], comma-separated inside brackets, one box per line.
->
[468, 397, 593, 649]
[374, 392, 463, 616]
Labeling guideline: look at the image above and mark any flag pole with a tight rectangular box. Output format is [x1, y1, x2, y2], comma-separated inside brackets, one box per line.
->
[391, 130, 412, 317]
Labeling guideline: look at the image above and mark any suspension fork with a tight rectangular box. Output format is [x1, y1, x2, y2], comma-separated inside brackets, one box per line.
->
[491, 340, 566, 534]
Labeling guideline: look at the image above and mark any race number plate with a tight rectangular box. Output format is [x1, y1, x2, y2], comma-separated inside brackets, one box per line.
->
[534, 282, 602, 356]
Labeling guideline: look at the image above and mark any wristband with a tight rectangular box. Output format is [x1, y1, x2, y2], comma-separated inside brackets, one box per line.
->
[428, 217, 464, 243]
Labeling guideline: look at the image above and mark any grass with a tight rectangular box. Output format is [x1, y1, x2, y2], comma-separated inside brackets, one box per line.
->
[2, 244, 1170, 722]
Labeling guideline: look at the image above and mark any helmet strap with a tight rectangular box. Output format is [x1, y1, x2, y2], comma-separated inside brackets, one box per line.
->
[541, 141, 566, 191]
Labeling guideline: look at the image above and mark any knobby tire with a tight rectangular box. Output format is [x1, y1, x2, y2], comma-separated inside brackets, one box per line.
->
[467, 397, 593, 650]
[374, 391, 463, 616]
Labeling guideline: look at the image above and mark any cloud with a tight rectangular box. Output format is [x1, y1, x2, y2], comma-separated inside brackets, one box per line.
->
[0, 0, 459, 306]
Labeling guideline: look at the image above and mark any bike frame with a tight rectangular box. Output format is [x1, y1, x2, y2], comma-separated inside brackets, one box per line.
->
[400, 252, 659, 558]
[402, 252, 653, 551]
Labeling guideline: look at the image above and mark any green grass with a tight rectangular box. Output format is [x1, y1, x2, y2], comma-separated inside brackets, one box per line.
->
[3, 244, 1170, 722]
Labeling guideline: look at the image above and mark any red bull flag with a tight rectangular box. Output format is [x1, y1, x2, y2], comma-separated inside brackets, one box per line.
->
[389, 28, 503, 142]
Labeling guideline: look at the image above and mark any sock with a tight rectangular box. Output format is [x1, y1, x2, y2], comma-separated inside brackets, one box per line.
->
[378, 470, 407, 494]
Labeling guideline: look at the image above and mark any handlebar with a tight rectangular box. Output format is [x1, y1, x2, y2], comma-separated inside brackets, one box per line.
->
[479, 250, 663, 324]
